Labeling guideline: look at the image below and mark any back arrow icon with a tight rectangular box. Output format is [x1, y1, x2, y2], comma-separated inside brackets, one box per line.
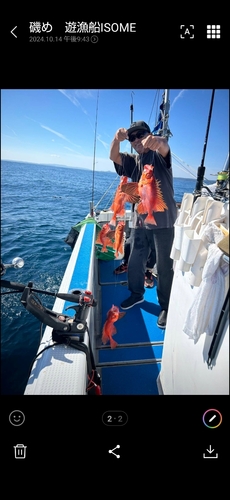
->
[11, 26, 17, 38]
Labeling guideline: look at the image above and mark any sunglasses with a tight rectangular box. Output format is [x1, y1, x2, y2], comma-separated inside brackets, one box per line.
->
[128, 131, 148, 142]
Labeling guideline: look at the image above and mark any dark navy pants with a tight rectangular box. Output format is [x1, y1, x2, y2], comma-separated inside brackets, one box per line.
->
[124, 236, 156, 269]
[127, 227, 174, 311]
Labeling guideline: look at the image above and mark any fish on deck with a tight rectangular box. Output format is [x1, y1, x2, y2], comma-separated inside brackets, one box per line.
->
[101, 304, 126, 348]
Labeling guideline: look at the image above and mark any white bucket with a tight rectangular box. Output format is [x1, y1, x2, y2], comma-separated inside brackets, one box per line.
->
[187, 244, 208, 287]
[178, 256, 191, 272]
[190, 196, 208, 217]
[189, 212, 204, 231]
[170, 245, 181, 261]
[176, 210, 189, 226]
[202, 200, 224, 225]
[180, 229, 202, 265]
[173, 224, 187, 251]
[180, 192, 194, 213]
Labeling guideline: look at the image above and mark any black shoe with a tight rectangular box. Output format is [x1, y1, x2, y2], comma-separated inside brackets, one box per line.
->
[144, 270, 154, 288]
[114, 263, 128, 274]
[121, 294, 144, 310]
[157, 310, 167, 329]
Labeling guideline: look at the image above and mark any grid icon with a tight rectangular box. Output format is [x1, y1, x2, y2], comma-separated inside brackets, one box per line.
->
[207, 25, 221, 38]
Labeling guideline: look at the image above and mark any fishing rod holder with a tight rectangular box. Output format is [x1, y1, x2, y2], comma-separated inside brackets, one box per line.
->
[193, 166, 206, 199]
[1, 279, 97, 343]
[21, 284, 97, 342]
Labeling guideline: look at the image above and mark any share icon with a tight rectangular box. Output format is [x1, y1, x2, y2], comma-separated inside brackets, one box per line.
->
[108, 445, 120, 458]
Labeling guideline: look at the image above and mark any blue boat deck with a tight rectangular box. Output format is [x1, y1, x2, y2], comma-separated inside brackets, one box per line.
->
[35, 221, 166, 396]
[97, 258, 164, 395]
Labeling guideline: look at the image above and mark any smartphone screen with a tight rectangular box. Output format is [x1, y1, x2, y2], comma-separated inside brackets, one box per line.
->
[1, 14, 229, 482]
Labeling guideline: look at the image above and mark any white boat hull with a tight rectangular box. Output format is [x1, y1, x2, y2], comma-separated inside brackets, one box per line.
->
[158, 261, 229, 394]
[158, 195, 229, 395]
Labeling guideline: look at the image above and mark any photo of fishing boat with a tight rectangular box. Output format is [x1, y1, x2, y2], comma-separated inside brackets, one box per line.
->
[1, 89, 229, 395]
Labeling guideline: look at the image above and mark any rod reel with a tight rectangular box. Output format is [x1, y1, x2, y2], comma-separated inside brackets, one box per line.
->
[1, 257, 24, 276]
[1, 279, 97, 342]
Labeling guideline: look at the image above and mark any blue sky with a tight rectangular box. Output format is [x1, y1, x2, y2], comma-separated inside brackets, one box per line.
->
[1, 88, 229, 179]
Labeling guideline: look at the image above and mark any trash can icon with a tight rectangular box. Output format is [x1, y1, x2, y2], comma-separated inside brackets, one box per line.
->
[14, 444, 27, 459]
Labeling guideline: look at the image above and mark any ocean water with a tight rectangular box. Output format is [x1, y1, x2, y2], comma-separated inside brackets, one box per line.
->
[1, 160, 213, 394]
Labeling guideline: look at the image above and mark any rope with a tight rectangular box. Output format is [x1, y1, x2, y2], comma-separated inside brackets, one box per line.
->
[172, 152, 210, 181]
[94, 175, 120, 210]
[148, 89, 160, 128]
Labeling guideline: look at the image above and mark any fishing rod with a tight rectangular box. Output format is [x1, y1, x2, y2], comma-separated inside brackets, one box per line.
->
[207, 289, 229, 368]
[1, 259, 101, 394]
[1, 264, 97, 342]
[193, 89, 215, 201]
[205, 152, 230, 202]
[90, 90, 99, 217]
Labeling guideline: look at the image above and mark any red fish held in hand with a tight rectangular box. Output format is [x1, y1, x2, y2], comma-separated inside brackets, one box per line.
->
[120, 164, 168, 225]
[138, 164, 168, 224]
[102, 305, 126, 348]
[110, 176, 140, 226]
[114, 220, 125, 258]
[95, 223, 115, 252]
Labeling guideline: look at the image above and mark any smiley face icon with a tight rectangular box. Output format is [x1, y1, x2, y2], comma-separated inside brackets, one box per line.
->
[9, 410, 25, 426]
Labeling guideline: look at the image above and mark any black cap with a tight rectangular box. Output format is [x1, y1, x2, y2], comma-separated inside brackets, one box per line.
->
[127, 120, 151, 136]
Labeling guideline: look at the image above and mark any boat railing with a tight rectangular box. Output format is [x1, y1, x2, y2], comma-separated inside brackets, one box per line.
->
[96, 208, 133, 224]
[22, 221, 101, 394]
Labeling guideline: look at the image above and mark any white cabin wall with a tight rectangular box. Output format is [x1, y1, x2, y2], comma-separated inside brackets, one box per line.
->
[159, 263, 229, 395]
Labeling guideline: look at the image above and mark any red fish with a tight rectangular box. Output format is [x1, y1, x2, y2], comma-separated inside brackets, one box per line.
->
[114, 221, 125, 257]
[102, 304, 126, 348]
[120, 164, 168, 225]
[95, 223, 115, 252]
[109, 176, 140, 226]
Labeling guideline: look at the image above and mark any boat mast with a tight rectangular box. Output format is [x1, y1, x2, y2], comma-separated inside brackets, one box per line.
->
[152, 89, 172, 140]
[162, 89, 171, 140]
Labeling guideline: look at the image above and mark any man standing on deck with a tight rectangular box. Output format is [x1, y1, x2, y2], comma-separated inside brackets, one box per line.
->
[109, 120, 177, 329]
